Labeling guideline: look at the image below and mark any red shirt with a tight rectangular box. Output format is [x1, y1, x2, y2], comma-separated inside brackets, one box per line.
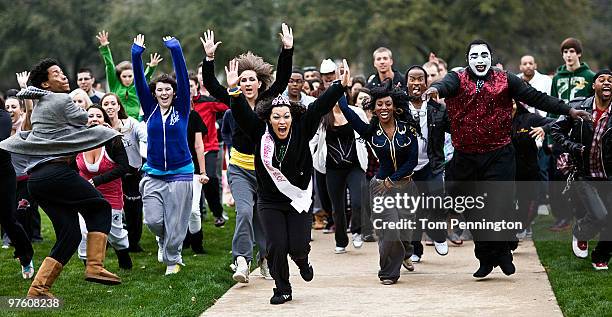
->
[193, 94, 229, 152]
[76, 147, 123, 210]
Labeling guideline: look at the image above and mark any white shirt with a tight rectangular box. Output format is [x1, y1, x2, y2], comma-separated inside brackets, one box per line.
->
[409, 101, 429, 171]
[517, 70, 552, 117]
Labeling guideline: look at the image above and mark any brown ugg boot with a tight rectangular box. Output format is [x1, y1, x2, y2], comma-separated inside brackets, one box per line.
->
[313, 211, 327, 230]
[84, 232, 121, 285]
[27, 257, 63, 298]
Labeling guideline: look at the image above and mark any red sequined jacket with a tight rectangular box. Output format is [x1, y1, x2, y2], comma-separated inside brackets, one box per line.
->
[432, 68, 571, 154]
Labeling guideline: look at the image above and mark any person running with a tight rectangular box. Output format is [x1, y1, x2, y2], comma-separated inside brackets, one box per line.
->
[338, 81, 420, 285]
[0, 58, 121, 297]
[200, 24, 293, 283]
[226, 57, 351, 304]
[100, 92, 148, 252]
[132, 34, 196, 275]
[97, 30, 161, 120]
[76, 105, 132, 269]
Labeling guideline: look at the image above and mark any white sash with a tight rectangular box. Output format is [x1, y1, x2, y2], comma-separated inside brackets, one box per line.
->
[260, 126, 312, 213]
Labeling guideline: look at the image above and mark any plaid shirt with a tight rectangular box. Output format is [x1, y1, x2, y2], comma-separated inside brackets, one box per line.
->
[589, 104, 610, 178]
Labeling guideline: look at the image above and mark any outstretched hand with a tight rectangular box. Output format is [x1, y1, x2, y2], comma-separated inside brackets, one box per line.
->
[225, 59, 239, 88]
[200, 29, 222, 59]
[133, 34, 145, 48]
[279, 23, 293, 49]
[339, 59, 351, 87]
[529, 126, 545, 140]
[16, 71, 30, 89]
[422, 87, 439, 102]
[147, 53, 163, 67]
[569, 108, 592, 122]
[97, 30, 109, 46]
[162, 36, 174, 42]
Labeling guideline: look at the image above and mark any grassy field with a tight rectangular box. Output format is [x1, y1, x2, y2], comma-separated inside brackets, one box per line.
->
[532, 215, 611, 317]
[0, 209, 237, 317]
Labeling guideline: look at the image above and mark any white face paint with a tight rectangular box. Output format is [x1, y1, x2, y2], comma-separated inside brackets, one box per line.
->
[468, 44, 491, 77]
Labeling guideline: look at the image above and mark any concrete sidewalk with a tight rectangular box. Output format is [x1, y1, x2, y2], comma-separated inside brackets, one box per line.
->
[202, 231, 562, 317]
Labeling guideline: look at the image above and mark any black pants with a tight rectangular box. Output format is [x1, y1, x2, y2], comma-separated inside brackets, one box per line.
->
[326, 167, 364, 247]
[123, 171, 143, 249]
[28, 162, 111, 265]
[0, 153, 33, 266]
[446, 144, 516, 264]
[258, 200, 311, 294]
[548, 153, 574, 221]
[200, 151, 223, 218]
[411, 164, 447, 257]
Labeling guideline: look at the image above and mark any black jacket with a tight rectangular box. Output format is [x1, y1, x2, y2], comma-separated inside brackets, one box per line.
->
[512, 106, 555, 180]
[366, 69, 406, 90]
[551, 96, 612, 179]
[425, 100, 449, 174]
[230, 82, 345, 204]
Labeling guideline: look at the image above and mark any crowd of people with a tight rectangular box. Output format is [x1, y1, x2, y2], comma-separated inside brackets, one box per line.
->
[0, 24, 610, 305]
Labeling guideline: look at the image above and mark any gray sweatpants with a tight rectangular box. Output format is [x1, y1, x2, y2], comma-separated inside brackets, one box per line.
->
[77, 209, 129, 259]
[140, 175, 192, 265]
[228, 164, 267, 263]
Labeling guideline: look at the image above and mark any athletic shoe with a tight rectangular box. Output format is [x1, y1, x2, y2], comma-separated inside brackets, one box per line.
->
[402, 258, 414, 271]
[410, 254, 421, 263]
[260, 258, 273, 280]
[572, 235, 588, 259]
[498, 255, 516, 276]
[334, 246, 347, 254]
[299, 263, 314, 282]
[362, 234, 376, 242]
[165, 264, 181, 275]
[322, 224, 335, 234]
[381, 279, 396, 285]
[434, 241, 449, 256]
[516, 229, 528, 240]
[447, 232, 464, 245]
[473, 262, 493, 278]
[352, 233, 363, 249]
[270, 288, 292, 305]
[214, 217, 226, 227]
[222, 211, 229, 221]
[232, 256, 250, 283]
[21, 260, 35, 279]
[157, 247, 163, 263]
[592, 262, 608, 270]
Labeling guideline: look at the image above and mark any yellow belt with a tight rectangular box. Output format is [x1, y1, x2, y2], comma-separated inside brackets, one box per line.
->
[229, 148, 255, 171]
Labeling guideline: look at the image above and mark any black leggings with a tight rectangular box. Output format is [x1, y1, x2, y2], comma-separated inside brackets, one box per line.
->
[326, 167, 365, 247]
[28, 162, 111, 265]
[123, 171, 143, 248]
[200, 151, 223, 218]
[258, 201, 311, 294]
[0, 153, 33, 266]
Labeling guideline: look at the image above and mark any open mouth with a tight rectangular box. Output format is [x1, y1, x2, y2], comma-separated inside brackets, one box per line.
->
[602, 86, 611, 97]
[278, 126, 287, 134]
[379, 111, 390, 120]
[475, 65, 486, 72]
[412, 86, 421, 95]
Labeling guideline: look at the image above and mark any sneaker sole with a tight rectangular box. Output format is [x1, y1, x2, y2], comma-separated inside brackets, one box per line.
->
[232, 272, 249, 283]
[592, 264, 608, 270]
[334, 249, 347, 254]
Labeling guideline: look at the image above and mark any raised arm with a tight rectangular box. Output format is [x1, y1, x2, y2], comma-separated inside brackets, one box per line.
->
[226, 59, 264, 136]
[261, 23, 294, 99]
[200, 29, 230, 105]
[164, 36, 190, 115]
[97, 30, 121, 92]
[428, 71, 461, 99]
[144, 53, 161, 82]
[131, 34, 156, 118]
[338, 94, 369, 137]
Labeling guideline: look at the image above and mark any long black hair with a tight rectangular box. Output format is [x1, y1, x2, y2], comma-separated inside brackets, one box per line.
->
[255, 94, 307, 122]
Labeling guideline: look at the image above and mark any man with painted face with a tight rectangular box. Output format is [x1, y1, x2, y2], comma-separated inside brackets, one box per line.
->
[423, 39, 590, 278]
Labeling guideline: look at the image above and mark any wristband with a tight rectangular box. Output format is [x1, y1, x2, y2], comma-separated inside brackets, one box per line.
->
[228, 87, 242, 96]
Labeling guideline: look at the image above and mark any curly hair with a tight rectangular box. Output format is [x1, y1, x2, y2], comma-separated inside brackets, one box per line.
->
[255, 95, 306, 122]
[366, 80, 421, 136]
[236, 51, 273, 93]
[28, 58, 60, 89]
[148, 73, 177, 97]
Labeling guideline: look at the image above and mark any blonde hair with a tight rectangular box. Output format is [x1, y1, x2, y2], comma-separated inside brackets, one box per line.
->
[69, 88, 93, 108]
[236, 51, 273, 92]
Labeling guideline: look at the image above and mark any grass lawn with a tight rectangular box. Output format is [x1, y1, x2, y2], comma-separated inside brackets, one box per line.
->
[0, 208, 237, 317]
[532, 215, 611, 317]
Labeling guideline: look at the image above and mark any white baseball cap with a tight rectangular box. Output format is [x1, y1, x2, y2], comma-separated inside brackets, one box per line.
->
[320, 59, 337, 74]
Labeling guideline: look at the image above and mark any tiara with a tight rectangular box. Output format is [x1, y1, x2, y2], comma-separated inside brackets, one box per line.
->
[271, 94, 291, 106]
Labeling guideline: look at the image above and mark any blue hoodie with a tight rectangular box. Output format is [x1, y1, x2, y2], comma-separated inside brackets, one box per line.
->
[132, 38, 193, 176]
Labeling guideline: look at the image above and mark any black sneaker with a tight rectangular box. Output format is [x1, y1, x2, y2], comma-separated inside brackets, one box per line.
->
[270, 288, 292, 305]
[473, 262, 494, 278]
[299, 263, 314, 282]
[498, 255, 516, 276]
[116, 248, 133, 269]
[214, 217, 226, 227]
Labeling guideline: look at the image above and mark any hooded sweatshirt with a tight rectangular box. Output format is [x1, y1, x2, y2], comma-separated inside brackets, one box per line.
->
[551, 62, 595, 105]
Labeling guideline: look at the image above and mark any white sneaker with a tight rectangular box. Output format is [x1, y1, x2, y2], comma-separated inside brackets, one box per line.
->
[156, 237, 163, 263]
[410, 254, 421, 263]
[572, 235, 588, 259]
[260, 258, 273, 280]
[352, 233, 363, 249]
[21, 260, 35, 279]
[165, 264, 181, 275]
[334, 246, 347, 254]
[232, 256, 250, 283]
[434, 241, 449, 256]
[516, 229, 527, 240]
